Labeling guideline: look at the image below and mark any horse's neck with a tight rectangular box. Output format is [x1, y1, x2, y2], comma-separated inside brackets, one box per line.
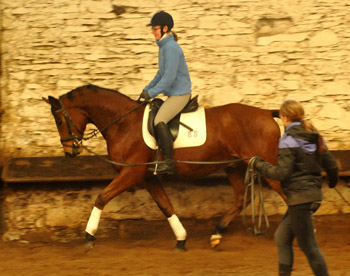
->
[78, 90, 138, 135]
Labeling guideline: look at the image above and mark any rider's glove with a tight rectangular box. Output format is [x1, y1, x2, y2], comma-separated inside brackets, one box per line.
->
[140, 89, 151, 101]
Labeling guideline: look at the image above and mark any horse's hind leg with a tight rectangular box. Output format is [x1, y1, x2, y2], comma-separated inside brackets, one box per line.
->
[145, 178, 187, 251]
[210, 164, 249, 248]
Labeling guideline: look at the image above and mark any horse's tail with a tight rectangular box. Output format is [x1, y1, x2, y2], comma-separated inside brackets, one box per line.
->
[271, 110, 280, 118]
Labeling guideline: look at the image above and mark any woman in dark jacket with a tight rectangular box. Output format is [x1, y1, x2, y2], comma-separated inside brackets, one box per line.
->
[253, 99, 338, 276]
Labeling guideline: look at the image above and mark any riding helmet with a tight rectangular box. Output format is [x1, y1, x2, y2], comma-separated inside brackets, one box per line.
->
[147, 11, 174, 31]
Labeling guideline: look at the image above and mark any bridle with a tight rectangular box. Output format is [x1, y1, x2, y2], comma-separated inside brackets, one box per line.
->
[54, 98, 147, 156]
[54, 99, 84, 155]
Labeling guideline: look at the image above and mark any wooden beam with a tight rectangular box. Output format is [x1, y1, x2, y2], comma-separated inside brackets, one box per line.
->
[1, 151, 349, 183]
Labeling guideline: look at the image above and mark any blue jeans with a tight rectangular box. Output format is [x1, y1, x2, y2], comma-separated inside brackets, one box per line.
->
[274, 202, 329, 276]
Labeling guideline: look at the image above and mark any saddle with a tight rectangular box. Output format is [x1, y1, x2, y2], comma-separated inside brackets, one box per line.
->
[147, 95, 199, 141]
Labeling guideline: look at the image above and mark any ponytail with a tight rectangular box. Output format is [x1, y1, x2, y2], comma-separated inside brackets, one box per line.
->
[172, 31, 178, 41]
[301, 120, 314, 132]
[302, 120, 325, 155]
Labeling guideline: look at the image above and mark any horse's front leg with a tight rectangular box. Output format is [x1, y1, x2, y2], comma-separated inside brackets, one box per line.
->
[145, 177, 187, 251]
[85, 167, 146, 251]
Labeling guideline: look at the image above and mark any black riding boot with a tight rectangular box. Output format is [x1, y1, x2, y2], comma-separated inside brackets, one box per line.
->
[154, 122, 175, 174]
[279, 264, 292, 276]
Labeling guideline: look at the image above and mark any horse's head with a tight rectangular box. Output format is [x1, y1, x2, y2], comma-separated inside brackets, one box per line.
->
[43, 96, 85, 158]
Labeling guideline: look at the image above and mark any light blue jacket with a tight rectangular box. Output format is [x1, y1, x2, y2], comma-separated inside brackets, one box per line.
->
[145, 34, 192, 98]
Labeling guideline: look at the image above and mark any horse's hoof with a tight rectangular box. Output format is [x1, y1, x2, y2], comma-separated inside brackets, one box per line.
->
[210, 234, 222, 248]
[84, 232, 96, 253]
[174, 247, 187, 252]
[85, 241, 95, 253]
[174, 240, 187, 252]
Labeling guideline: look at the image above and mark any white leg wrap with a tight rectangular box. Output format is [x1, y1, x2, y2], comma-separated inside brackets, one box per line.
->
[85, 207, 102, 236]
[167, 214, 187, 241]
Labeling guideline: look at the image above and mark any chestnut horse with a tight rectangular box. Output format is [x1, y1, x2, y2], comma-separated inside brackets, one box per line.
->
[44, 84, 285, 251]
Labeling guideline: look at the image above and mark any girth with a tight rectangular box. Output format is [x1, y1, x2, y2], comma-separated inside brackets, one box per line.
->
[147, 95, 199, 141]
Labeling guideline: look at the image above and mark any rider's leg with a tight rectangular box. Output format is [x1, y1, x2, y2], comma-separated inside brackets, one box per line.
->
[154, 94, 191, 125]
[154, 94, 190, 174]
[154, 122, 175, 174]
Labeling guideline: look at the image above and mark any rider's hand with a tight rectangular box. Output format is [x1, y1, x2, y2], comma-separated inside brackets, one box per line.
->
[140, 89, 151, 101]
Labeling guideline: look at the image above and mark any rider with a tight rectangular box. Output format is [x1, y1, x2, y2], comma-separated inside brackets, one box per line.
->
[140, 11, 192, 174]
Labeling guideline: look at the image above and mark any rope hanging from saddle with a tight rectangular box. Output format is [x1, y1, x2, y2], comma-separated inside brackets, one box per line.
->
[243, 158, 270, 235]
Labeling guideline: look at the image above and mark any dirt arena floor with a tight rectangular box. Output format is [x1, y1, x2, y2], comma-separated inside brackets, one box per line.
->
[0, 214, 349, 276]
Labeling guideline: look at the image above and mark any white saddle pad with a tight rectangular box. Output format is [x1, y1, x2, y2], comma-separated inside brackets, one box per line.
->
[142, 104, 207, 150]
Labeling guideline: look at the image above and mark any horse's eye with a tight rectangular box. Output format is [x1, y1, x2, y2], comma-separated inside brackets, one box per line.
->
[54, 117, 63, 126]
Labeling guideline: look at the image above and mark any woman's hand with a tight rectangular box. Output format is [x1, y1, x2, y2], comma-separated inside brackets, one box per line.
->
[140, 90, 151, 101]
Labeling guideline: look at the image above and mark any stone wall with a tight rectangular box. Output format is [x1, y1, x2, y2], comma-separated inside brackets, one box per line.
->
[1, 1, 349, 242]
[1, 0, 350, 160]
[3, 179, 349, 242]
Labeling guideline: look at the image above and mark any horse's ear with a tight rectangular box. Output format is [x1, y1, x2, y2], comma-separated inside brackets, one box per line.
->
[45, 96, 61, 110]
[42, 97, 50, 104]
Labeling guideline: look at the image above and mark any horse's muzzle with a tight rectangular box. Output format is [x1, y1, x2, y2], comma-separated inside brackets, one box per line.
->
[65, 152, 75, 158]
[64, 146, 82, 158]
[62, 140, 83, 158]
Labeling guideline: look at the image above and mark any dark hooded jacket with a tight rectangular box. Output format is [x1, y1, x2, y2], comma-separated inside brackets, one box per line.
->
[255, 122, 338, 206]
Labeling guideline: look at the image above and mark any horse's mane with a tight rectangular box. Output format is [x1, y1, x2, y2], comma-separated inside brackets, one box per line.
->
[65, 84, 132, 102]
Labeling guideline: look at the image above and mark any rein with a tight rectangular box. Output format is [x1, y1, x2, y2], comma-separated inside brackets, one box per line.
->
[56, 98, 148, 145]
[334, 187, 350, 207]
[98, 101, 148, 135]
[242, 157, 269, 235]
[78, 101, 148, 141]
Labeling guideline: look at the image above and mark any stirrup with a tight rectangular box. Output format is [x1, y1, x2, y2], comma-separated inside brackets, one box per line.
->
[153, 158, 175, 175]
